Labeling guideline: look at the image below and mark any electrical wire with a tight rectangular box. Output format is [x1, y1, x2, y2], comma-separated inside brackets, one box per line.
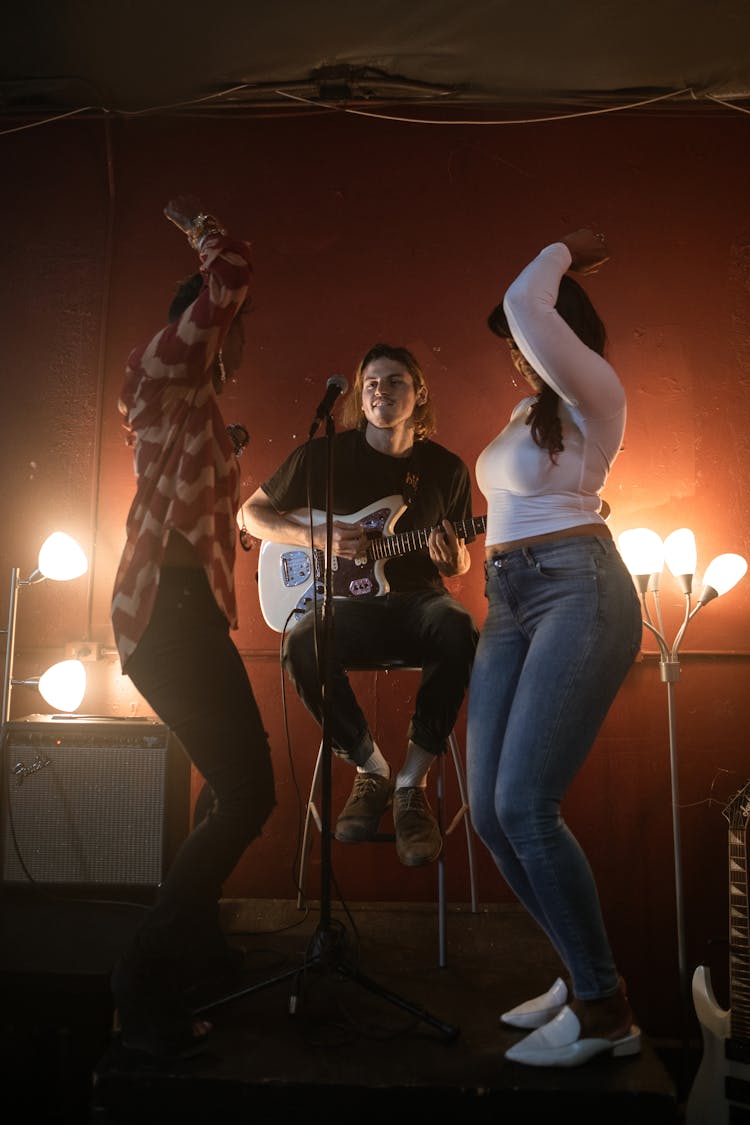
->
[2, 80, 749, 137]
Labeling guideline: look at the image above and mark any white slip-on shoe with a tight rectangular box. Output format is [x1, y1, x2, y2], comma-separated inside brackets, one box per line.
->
[500, 976, 568, 1030]
[504, 1005, 642, 1068]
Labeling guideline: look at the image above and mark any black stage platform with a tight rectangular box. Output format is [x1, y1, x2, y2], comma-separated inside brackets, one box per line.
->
[0, 894, 686, 1124]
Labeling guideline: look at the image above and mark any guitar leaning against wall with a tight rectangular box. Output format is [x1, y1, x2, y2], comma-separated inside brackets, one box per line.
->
[256, 493, 486, 634]
[687, 777, 750, 1124]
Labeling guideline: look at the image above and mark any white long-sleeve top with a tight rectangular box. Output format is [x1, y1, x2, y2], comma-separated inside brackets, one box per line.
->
[475, 242, 625, 548]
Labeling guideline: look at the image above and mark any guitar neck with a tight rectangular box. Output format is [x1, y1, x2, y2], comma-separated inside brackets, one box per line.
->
[369, 515, 487, 561]
[729, 807, 750, 1044]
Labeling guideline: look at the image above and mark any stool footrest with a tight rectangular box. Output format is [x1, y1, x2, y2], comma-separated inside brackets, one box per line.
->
[296, 724, 479, 968]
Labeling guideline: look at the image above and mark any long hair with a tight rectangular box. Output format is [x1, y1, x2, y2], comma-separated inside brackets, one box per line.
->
[487, 274, 607, 461]
[168, 272, 251, 323]
[168, 272, 203, 322]
[341, 342, 437, 441]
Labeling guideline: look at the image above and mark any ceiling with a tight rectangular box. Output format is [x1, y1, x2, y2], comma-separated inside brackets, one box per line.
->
[3, 1, 750, 123]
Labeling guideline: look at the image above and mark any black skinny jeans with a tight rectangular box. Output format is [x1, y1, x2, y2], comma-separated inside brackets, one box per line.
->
[125, 567, 275, 957]
[282, 588, 479, 767]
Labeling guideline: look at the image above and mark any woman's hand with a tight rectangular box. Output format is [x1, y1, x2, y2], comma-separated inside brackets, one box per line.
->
[164, 195, 204, 235]
[560, 228, 610, 275]
[164, 197, 226, 249]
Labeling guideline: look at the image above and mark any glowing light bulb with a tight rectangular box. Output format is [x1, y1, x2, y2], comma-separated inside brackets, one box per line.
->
[38, 660, 86, 711]
[37, 533, 88, 582]
[617, 528, 665, 577]
[664, 528, 697, 578]
[698, 553, 748, 605]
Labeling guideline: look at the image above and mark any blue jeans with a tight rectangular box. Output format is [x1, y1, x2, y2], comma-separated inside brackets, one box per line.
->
[283, 589, 479, 765]
[125, 567, 276, 956]
[466, 536, 642, 1000]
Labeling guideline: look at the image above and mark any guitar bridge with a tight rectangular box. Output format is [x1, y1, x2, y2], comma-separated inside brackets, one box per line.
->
[279, 550, 313, 589]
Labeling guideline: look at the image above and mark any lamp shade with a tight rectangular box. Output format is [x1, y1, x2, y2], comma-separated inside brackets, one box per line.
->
[700, 553, 748, 600]
[37, 533, 88, 581]
[617, 528, 665, 577]
[38, 659, 86, 711]
[664, 528, 697, 577]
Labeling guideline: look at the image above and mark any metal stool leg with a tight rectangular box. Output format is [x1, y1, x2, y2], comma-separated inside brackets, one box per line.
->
[436, 754, 447, 968]
[447, 731, 479, 914]
[296, 739, 324, 910]
[297, 729, 480, 966]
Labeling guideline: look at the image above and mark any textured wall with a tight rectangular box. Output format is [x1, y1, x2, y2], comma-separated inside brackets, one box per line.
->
[1, 106, 749, 1038]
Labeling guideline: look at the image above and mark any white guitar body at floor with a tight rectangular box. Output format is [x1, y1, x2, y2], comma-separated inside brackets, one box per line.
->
[687, 776, 750, 1124]
[687, 965, 735, 1124]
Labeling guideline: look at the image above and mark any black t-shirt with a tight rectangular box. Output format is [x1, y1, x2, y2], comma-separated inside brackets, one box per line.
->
[261, 428, 474, 592]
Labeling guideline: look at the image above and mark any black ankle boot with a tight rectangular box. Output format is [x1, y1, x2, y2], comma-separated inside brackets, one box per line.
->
[111, 946, 210, 1059]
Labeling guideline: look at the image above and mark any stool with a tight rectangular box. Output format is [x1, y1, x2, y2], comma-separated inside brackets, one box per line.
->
[295, 661, 479, 967]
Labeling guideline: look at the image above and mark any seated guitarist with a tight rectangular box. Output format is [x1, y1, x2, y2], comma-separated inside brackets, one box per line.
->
[240, 343, 479, 866]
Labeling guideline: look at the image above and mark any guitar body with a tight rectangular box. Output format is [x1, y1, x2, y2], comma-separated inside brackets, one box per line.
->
[257, 495, 406, 633]
[687, 779, 750, 1124]
[687, 965, 733, 1124]
[257, 494, 487, 633]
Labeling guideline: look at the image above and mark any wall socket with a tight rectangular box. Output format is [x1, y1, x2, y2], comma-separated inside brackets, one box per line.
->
[64, 641, 102, 663]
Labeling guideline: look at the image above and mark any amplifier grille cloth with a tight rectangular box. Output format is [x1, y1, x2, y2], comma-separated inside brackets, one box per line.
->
[3, 735, 169, 886]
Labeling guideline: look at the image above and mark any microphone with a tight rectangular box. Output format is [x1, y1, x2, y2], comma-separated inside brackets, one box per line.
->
[309, 374, 348, 436]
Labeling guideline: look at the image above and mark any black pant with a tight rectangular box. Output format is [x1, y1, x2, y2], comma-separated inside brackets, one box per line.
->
[125, 567, 276, 956]
[282, 589, 479, 767]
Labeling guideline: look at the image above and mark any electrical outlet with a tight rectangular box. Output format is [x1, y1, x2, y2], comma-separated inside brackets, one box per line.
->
[64, 642, 102, 663]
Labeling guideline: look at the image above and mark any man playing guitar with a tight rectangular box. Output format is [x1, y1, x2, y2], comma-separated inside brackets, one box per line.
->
[240, 343, 479, 866]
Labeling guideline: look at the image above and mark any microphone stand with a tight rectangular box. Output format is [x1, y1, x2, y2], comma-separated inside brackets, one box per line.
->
[194, 408, 458, 1042]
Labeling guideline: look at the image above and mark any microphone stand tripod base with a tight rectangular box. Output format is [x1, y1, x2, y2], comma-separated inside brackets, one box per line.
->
[193, 917, 460, 1044]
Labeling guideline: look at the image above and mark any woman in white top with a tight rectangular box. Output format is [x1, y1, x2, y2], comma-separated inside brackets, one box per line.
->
[467, 229, 643, 1067]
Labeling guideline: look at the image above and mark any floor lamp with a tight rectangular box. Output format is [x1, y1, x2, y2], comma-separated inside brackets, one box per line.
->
[617, 526, 747, 1059]
[1, 532, 89, 732]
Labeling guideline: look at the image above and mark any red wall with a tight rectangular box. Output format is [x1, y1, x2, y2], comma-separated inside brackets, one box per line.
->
[1, 106, 749, 1039]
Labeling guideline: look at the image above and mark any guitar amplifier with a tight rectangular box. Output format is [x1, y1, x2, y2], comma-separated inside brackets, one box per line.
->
[1, 715, 190, 890]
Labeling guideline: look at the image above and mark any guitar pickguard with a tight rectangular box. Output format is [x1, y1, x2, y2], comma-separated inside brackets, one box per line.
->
[328, 504, 393, 599]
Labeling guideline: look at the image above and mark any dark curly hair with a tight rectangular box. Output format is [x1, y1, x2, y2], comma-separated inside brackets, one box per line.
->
[168, 272, 250, 323]
[487, 274, 607, 462]
[168, 272, 204, 322]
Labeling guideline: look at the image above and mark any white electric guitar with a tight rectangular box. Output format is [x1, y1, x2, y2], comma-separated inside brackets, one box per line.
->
[687, 777, 750, 1124]
[257, 493, 486, 633]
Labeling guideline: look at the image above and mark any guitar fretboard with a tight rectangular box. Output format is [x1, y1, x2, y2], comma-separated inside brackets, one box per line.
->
[367, 516, 487, 561]
[727, 788, 750, 1044]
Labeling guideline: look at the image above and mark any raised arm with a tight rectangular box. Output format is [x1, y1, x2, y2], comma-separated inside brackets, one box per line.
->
[502, 232, 623, 419]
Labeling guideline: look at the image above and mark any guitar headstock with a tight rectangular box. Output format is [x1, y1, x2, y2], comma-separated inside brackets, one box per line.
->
[723, 778, 750, 829]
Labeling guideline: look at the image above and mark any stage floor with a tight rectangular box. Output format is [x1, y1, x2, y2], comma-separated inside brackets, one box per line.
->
[0, 895, 685, 1123]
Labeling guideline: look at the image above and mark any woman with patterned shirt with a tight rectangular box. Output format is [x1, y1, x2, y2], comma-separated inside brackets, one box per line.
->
[110, 197, 276, 1059]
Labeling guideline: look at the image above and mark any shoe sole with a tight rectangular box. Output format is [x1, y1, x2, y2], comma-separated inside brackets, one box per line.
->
[113, 1018, 211, 1061]
[505, 1027, 641, 1067]
[396, 841, 443, 866]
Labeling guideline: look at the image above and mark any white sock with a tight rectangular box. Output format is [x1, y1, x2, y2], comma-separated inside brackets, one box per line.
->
[395, 741, 435, 789]
[357, 742, 390, 778]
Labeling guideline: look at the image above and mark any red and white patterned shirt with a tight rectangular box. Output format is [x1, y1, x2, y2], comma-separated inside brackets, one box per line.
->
[111, 234, 252, 669]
